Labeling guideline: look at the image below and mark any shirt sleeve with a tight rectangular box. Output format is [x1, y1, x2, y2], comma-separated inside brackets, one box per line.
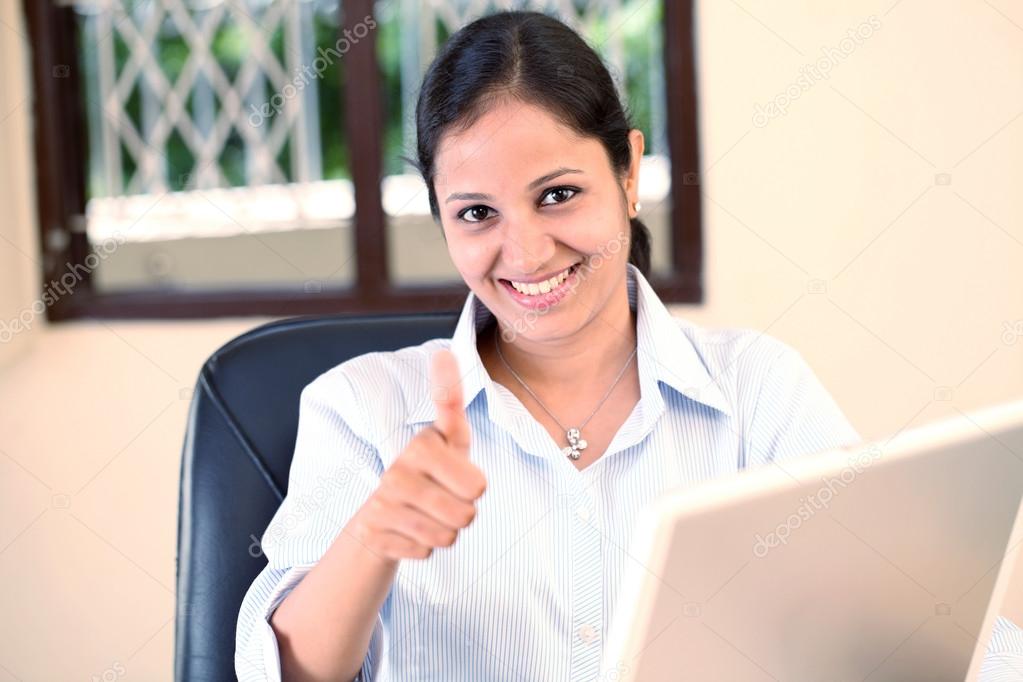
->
[746, 345, 1023, 676]
[235, 369, 386, 681]
[979, 615, 1023, 681]
[746, 344, 863, 467]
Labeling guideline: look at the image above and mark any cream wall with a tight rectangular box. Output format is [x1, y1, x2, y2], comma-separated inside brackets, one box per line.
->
[680, 0, 1023, 444]
[0, 1, 1021, 679]
[0, 1, 40, 372]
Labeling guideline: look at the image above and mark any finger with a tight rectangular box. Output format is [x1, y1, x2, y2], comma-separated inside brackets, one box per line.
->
[417, 443, 484, 501]
[383, 503, 459, 548]
[383, 467, 477, 529]
[429, 348, 471, 452]
[366, 529, 433, 561]
[405, 432, 486, 501]
[424, 454, 487, 503]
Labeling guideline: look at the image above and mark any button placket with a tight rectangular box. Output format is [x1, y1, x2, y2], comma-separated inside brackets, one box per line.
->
[568, 486, 603, 681]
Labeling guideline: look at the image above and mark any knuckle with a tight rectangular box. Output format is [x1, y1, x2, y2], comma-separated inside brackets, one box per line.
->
[409, 515, 430, 537]
[402, 440, 424, 465]
[440, 500, 463, 526]
[381, 462, 405, 485]
[365, 495, 386, 517]
[399, 473, 421, 494]
[458, 463, 486, 496]
[448, 502, 469, 527]
[419, 486, 464, 527]
[419, 425, 443, 447]
[422, 486, 446, 511]
[408, 439, 440, 470]
[377, 475, 406, 503]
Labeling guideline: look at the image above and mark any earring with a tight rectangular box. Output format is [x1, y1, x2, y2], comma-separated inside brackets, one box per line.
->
[633, 201, 642, 213]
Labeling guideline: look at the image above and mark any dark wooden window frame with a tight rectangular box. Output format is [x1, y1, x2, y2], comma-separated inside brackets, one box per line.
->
[24, 0, 702, 320]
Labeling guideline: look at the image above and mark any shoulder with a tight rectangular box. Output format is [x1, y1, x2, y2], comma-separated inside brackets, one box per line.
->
[298, 336, 452, 444]
[671, 318, 861, 460]
[668, 318, 850, 440]
[672, 317, 807, 393]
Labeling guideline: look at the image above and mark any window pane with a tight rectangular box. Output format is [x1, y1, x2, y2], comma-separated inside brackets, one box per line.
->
[376, 0, 673, 286]
[74, 0, 355, 293]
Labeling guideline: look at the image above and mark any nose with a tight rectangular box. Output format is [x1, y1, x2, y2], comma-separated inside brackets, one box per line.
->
[500, 214, 556, 276]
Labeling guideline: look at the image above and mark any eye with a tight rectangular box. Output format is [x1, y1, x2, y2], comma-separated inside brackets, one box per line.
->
[539, 186, 580, 206]
[457, 205, 497, 223]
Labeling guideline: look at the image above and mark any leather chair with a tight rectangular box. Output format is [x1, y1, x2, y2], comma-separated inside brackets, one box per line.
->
[174, 311, 459, 681]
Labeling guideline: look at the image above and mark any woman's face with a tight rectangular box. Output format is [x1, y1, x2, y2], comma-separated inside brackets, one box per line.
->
[433, 99, 644, 345]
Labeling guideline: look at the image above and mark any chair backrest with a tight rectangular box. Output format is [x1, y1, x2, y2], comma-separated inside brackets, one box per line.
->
[174, 311, 459, 681]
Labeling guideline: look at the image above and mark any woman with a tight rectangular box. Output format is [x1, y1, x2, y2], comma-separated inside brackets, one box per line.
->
[236, 11, 1022, 681]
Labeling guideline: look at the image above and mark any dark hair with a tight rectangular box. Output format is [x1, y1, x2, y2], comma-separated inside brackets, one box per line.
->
[413, 10, 652, 278]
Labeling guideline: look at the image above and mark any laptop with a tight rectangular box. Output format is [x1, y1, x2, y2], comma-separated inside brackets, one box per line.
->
[602, 400, 1023, 682]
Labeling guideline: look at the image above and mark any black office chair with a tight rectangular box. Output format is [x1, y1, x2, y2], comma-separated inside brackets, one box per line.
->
[174, 311, 459, 681]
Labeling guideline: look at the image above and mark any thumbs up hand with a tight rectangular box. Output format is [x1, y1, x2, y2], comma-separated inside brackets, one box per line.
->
[352, 349, 487, 561]
[428, 348, 472, 455]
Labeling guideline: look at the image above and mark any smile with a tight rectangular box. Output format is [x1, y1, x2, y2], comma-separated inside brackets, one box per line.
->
[498, 263, 581, 309]
[507, 264, 575, 295]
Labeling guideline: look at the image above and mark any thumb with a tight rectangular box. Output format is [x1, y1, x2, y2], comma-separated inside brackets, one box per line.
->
[429, 348, 471, 452]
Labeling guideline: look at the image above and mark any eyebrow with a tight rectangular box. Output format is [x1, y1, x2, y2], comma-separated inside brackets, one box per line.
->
[444, 167, 584, 204]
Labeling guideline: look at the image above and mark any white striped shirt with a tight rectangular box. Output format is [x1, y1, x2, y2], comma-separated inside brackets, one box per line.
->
[235, 263, 1023, 681]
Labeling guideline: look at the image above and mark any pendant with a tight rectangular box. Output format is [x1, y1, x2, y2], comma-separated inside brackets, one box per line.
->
[561, 427, 588, 460]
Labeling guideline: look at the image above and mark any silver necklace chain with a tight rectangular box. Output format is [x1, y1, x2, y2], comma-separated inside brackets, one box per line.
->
[493, 331, 637, 461]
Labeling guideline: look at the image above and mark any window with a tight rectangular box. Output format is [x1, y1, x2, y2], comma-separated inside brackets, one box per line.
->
[25, 0, 702, 319]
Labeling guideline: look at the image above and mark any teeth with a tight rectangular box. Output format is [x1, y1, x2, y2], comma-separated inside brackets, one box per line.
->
[510, 266, 573, 295]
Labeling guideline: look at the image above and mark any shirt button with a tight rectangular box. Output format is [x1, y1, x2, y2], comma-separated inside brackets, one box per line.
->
[576, 506, 592, 522]
[578, 624, 598, 644]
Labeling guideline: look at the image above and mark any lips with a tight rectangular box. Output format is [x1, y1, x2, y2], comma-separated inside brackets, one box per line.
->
[506, 266, 573, 296]
[498, 263, 581, 310]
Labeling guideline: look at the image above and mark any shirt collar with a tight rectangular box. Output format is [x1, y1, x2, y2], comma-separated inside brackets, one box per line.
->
[405, 263, 732, 426]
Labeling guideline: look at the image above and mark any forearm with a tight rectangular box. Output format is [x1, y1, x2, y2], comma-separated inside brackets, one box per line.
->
[270, 509, 398, 682]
